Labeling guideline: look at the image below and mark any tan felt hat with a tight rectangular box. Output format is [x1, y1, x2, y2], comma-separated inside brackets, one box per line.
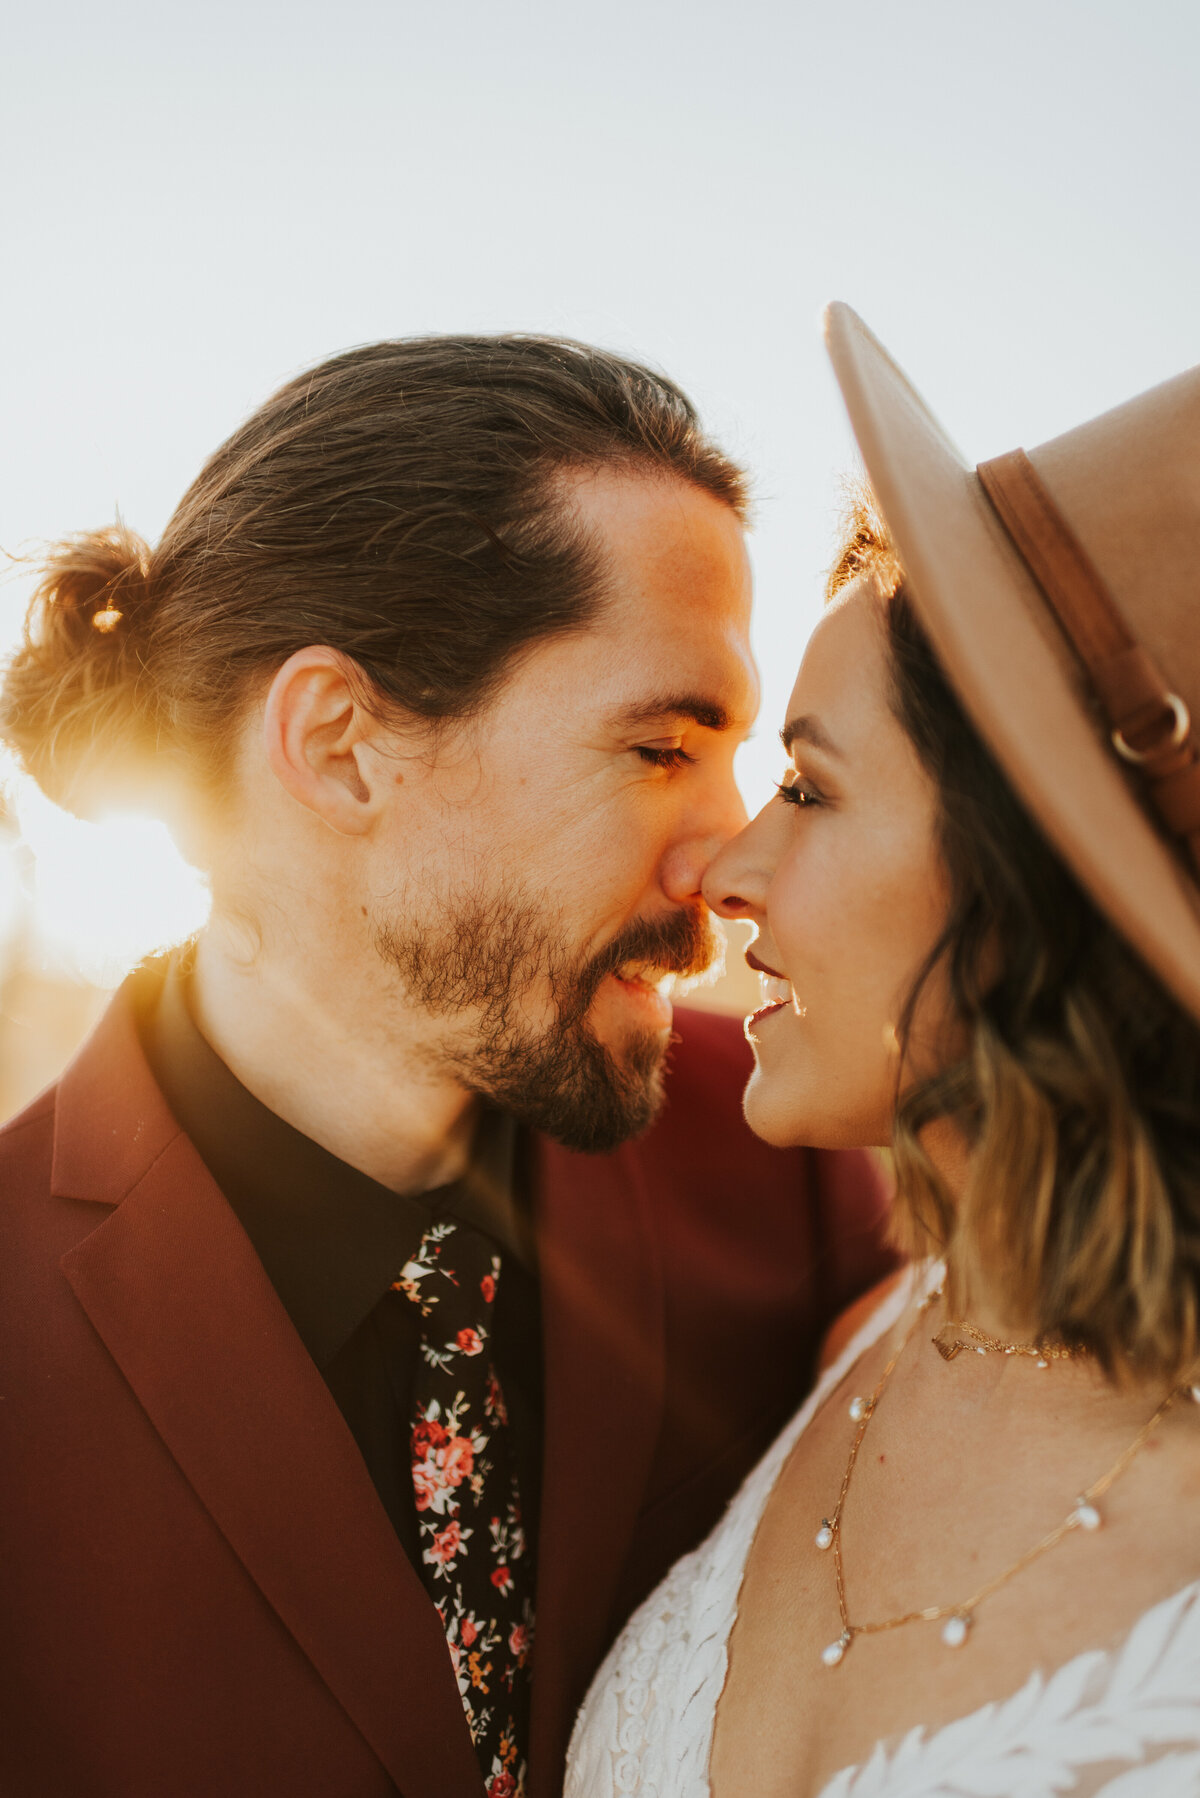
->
[824, 302, 1200, 1027]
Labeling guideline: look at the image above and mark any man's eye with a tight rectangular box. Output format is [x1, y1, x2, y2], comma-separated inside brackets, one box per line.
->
[635, 746, 696, 770]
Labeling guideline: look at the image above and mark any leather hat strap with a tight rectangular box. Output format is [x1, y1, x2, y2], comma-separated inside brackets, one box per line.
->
[977, 448, 1200, 878]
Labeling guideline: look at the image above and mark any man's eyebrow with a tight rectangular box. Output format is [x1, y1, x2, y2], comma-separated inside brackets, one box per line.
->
[780, 714, 842, 758]
[611, 694, 735, 733]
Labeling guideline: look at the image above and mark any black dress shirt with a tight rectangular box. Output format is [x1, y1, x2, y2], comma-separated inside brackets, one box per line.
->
[138, 956, 544, 1571]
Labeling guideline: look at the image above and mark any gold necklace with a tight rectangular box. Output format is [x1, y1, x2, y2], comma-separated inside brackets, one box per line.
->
[814, 1283, 1181, 1668]
[932, 1317, 1084, 1367]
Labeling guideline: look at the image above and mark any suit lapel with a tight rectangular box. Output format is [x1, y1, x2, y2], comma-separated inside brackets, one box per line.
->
[54, 982, 483, 1798]
[528, 1132, 666, 1794]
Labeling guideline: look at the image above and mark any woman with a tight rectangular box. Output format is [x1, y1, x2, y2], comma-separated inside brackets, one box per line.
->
[566, 306, 1200, 1796]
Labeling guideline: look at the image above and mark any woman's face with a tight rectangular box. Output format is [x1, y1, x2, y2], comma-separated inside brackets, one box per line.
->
[702, 578, 953, 1150]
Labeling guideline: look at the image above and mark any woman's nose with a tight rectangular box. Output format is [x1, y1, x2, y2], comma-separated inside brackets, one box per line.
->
[701, 805, 772, 920]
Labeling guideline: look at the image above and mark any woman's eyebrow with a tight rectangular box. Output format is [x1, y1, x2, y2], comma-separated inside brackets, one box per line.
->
[780, 713, 842, 758]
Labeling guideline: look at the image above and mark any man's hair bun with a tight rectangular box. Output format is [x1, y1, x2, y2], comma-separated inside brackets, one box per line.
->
[0, 523, 161, 818]
[1, 334, 747, 835]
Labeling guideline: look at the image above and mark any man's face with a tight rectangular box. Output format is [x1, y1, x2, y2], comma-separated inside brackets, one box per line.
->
[365, 468, 759, 1151]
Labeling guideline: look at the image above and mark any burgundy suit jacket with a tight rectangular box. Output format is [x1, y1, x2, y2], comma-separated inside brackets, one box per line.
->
[0, 979, 895, 1798]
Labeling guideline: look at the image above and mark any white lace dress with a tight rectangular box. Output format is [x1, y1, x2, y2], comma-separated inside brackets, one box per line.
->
[565, 1270, 1200, 1798]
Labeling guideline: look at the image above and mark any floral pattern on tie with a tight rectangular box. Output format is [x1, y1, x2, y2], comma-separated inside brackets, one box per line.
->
[393, 1218, 534, 1798]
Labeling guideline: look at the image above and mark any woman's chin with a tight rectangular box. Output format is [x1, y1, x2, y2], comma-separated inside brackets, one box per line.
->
[741, 1058, 888, 1152]
[741, 1064, 807, 1148]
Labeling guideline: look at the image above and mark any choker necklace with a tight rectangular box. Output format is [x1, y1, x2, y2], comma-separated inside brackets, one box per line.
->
[815, 1281, 1181, 1668]
[932, 1315, 1085, 1367]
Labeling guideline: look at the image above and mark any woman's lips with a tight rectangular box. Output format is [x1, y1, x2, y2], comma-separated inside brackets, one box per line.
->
[746, 949, 786, 980]
[746, 949, 791, 1010]
[744, 950, 799, 1027]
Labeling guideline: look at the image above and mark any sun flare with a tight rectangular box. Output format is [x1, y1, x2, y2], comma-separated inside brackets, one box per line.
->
[5, 765, 211, 988]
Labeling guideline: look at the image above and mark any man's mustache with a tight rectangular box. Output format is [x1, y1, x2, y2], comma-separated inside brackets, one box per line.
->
[579, 906, 719, 1000]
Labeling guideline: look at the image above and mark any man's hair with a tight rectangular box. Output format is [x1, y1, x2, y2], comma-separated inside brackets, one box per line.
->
[829, 488, 1200, 1385]
[1, 335, 747, 820]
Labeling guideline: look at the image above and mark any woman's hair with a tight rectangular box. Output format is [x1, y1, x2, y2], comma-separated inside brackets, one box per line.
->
[1, 335, 747, 823]
[830, 488, 1200, 1384]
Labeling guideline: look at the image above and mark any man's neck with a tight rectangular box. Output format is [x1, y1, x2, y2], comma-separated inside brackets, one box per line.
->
[188, 926, 480, 1196]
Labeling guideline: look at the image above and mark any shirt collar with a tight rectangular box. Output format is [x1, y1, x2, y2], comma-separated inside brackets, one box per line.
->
[138, 953, 523, 1370]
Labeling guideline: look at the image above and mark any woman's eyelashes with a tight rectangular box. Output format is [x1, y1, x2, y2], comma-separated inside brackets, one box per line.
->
[635, 745, 696, 770]
[775, 771, 823, 808]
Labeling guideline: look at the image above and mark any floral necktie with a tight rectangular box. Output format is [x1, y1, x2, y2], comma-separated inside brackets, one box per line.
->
[393, 1217, 534, 1798]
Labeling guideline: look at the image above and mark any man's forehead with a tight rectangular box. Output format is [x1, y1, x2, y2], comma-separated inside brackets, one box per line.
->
[569, 466, 753, 616]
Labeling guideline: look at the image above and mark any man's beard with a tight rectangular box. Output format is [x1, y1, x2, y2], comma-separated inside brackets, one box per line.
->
[374, 888, 719, 1153]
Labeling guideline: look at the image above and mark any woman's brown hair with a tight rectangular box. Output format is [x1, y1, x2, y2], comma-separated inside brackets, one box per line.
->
[1, 335, 746, 825]
[831, 490, 1200, 1384]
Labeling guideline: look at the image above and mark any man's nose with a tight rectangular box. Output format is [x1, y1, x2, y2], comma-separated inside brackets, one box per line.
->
[660, 774, 750, 905]
[704, 773, 751, 853]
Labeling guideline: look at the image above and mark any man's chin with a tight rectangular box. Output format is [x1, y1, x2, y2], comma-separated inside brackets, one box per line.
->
[554, 1049, 668, 1154]
[467, 1009, 672, 1154]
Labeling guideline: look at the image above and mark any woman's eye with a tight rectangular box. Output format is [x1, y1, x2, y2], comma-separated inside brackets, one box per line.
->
[635, 746, 696, 770]
[775, 775, 822, 808]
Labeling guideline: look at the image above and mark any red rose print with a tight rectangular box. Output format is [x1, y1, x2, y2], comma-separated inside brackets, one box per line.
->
[400, 1220, 530, 1781]
[484, 1371, 509, 1423]
[412, 1461, 439, 1512]
[412, 1417, 449, 1458]
[429, 1521, 464, 1567]
[440, 1434, 475, 1486]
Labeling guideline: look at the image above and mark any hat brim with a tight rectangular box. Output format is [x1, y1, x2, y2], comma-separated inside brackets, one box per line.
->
[824, 302, 1200, 1026]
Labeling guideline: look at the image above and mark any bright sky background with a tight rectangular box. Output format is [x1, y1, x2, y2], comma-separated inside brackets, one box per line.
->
[3, 0, 1199, 980]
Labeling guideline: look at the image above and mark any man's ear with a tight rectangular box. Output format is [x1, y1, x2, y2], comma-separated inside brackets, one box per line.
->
[262, 648, 385, 836]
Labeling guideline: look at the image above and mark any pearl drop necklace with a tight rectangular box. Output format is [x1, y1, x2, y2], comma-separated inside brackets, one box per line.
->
[816, 1283, 1182, 1668]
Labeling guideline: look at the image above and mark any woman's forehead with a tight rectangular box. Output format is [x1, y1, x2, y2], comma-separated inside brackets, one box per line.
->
[786, 580, 889, 741]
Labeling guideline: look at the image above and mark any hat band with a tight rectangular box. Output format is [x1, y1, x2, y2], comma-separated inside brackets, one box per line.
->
[977, 449, 1200, 880]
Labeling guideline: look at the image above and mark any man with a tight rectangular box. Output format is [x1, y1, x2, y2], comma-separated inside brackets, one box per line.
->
[0, 337, 893, 1797]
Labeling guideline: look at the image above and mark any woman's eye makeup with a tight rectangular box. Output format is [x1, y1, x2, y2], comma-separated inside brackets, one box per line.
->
[775, 768, 822, 808]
